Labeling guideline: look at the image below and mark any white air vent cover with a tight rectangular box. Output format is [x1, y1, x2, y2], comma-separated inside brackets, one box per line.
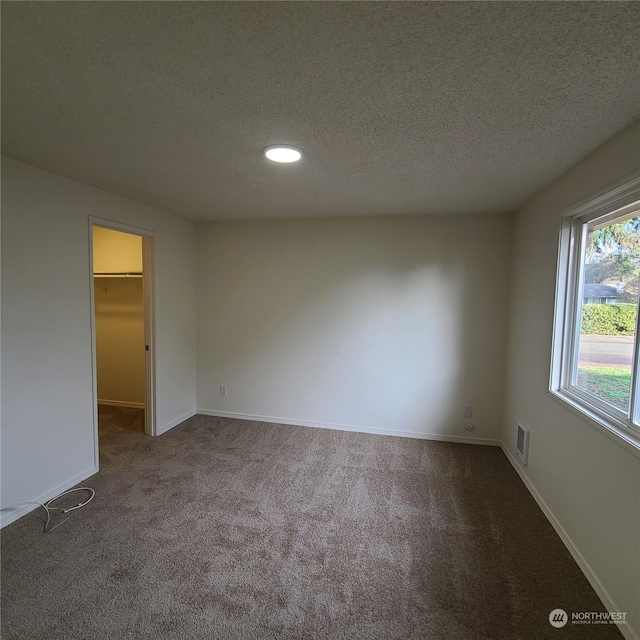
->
[516, 422, 530, 465]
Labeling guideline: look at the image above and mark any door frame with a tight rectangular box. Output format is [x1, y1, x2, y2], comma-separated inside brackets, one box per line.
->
[89, 217, 157, 465]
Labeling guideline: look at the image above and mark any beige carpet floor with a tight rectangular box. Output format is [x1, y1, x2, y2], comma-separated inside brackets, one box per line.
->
[1, 414, 622, 639]
[98, 403, 146, 436]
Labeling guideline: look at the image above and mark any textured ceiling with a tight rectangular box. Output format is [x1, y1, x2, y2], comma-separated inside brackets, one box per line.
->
[2, 2, 639, 221]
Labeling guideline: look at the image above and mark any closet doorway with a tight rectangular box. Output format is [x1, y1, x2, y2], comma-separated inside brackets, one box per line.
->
[90, 220, 156, 450]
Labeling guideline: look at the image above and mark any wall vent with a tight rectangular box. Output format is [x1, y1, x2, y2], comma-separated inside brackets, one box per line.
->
[516, 422, 530, 465]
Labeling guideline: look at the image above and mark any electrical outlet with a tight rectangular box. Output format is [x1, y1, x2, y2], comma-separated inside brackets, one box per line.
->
[464, 405, 473, 418]
[220, 384, 228, 396]
[464, 422, 475, 431]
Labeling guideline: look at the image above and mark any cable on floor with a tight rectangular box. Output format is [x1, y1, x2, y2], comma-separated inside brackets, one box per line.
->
[1, 487, 95, 533]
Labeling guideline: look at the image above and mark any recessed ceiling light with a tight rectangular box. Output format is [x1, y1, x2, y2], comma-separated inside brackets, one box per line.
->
[264, 145, 303, 163]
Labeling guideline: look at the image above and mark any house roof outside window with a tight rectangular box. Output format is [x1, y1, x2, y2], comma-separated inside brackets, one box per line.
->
[583, 283, 623, 300]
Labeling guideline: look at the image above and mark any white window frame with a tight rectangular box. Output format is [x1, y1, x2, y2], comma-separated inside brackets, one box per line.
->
[550, 170, 640, 456]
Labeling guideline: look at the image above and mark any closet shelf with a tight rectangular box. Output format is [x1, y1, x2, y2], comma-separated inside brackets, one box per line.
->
[94, 272, 143, 279]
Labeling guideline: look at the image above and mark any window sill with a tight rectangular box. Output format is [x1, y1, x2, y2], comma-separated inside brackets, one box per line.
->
[548, 388, 640, 458]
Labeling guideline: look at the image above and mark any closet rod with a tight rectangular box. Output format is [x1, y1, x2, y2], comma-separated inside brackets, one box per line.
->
[94, 272, 143, 279]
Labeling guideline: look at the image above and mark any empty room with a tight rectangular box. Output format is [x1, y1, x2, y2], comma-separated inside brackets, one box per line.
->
[1, 2, 639, 639]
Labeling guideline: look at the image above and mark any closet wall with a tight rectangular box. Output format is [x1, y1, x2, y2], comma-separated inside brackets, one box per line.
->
[93, 227, 145, 407]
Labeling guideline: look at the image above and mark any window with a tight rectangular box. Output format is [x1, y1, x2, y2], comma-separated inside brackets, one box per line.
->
[551, 172, 640, 452]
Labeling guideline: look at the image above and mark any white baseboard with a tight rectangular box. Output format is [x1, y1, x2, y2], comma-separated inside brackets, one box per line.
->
[500, 443, 638, 640]
[0, 465, 99, 530]
[197, 409, 501, 447]
[156, 409, 197, 436]
[98, 399, 145, 409]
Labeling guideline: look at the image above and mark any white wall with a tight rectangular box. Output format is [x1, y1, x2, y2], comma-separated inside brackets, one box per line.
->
[93, 226, 143, 274]
[1, 156, 197, 525]
[94, 278, 145, 406]
[197, 214, 511, 442]
[503, 120, 640, 638]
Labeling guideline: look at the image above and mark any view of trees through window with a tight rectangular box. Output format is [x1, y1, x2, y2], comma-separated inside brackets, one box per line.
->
[575, 215, 640, 410]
